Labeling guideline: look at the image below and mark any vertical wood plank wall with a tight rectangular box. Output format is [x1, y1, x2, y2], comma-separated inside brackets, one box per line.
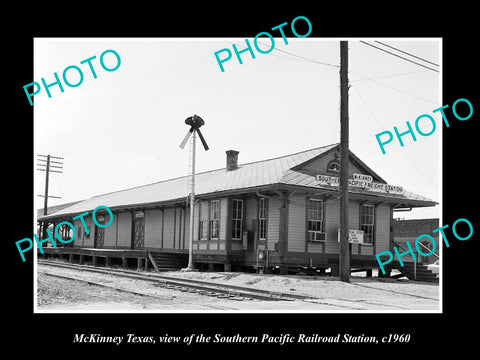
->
[69, 195, 391, 258]
[117, 212, 131, 248]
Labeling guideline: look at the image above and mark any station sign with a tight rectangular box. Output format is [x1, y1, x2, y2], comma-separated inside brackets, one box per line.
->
[316, 173, 403, 194]
[337, 229, 365, 244]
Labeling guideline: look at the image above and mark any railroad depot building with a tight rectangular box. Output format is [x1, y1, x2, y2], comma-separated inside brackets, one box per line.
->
[37, 143, 437, 274]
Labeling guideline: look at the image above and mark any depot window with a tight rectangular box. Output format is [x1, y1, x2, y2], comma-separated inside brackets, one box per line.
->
[210, 200, 219, 240]
[307, 199, 325, 242]
[259, 198, 268, 240]
[360, 204, 375, 245]
[232, 199, 243, 240]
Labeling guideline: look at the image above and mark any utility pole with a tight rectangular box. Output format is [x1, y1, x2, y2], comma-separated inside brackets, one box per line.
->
[339, 41, 350, 283]
[37, 154, 63, 215]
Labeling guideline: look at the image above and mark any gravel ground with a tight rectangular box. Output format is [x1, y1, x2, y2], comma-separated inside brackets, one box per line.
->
[36, 265, 440, 312]
[166, 270, 439, 299]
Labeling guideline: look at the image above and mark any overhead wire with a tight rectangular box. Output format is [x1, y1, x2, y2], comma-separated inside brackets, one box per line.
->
[349, 69, 429, 84]
[253, 40, 340, 68]
[351, 86, 439, 190]
[251, 40, 437, 104]
[374, 41, 439, 67]
[350, 70, 438, 105]
[359, 41, 439, 73]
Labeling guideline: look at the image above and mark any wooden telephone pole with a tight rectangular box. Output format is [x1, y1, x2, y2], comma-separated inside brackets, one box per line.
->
[37, 154, 63, 215]
[339, 41, 350, 282]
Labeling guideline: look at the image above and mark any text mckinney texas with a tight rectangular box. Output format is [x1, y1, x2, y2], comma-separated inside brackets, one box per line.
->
[73, 333, 154, 345]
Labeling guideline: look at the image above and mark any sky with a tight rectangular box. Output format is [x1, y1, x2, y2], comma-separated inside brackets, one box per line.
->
[34, 37, 441, 220]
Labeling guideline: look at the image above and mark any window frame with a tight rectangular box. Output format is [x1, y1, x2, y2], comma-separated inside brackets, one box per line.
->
[199, 220, 209, 240]
[231, 199, 243, 240]
[360, 204, 375, 245]
[258, 197, 268, 241]
[209, 200, 220, 240]
[307, 198, 326, 242]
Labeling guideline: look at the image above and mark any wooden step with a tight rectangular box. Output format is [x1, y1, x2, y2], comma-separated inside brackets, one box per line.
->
[148, 252, 188, 272]
[393, 261, 439, 282]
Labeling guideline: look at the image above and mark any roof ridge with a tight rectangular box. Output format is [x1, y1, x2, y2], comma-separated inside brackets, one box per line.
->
[92, 143, 340, 198]
[235, 142, 339, 167]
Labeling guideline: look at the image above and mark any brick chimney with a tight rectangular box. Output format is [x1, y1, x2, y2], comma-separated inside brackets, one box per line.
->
[226, 150, 239, 171]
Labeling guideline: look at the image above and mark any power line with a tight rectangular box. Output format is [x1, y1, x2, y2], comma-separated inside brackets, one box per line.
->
[374, 41, 439, 67]
[351, 86, 385, 128]
[349, 69, 428, 84]
[359, 41, 439, 73]
[350, 70, 438, 104]
[250, 40, 340, 68]
[350, 89, 439, 189]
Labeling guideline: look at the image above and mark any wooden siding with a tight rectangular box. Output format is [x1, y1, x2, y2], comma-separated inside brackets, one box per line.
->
[324, 200, 340, 254]
[245, 197, 257, 248]
[174, 207, 182, 249]
[287, 195, 305, 252]
[66, 192, 391, 264]
[193, 202, 200, 242]
[82, 216, 95, 248]
[163, 208, 175, 249]
[267, 197, 281, 251]
[103, 213, 117, 248]
[182, 207, 189, 250]
[245, 198, 257, 223]
[374, 203, 391, 254]
[220, 198, 227, 240]
[145, 209, 162, 248]
[117, 211, 132, 248]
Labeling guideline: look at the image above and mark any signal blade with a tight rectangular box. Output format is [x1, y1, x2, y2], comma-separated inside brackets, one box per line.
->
[196, 128, 209, 151]
[179, 128, 193, 149]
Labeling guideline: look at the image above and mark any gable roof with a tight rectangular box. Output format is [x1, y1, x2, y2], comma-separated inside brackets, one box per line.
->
[38, 143, 436, 220]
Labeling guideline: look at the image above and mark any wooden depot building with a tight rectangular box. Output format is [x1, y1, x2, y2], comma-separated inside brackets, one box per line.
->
[37, 143, 437, 275]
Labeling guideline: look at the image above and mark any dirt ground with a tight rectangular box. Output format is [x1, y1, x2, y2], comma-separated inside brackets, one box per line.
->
[36, 265, 440, 312]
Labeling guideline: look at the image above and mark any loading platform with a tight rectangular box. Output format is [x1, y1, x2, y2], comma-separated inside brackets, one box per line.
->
[38, 247, 188, 271]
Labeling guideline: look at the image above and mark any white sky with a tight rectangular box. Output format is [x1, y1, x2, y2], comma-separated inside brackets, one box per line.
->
[34, 38, 441, 220]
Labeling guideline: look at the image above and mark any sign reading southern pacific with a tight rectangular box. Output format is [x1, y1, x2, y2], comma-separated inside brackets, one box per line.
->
[316, 173, 404, 194]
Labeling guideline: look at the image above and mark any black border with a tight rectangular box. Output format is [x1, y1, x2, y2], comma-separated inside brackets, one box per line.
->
[6, 4, 478, 354]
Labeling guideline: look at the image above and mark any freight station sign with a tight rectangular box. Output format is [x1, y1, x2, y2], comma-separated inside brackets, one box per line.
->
[316, 173, 404, 194]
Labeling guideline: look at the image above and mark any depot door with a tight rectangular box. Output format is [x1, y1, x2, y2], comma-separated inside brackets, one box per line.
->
[94, 215, 105, 248]
[132, 211, 145, 249]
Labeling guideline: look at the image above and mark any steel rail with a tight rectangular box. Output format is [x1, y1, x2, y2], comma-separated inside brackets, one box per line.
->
[38, 260, 304, 302]
[39, 270, 237, 310]
[38, 259, 438, 310]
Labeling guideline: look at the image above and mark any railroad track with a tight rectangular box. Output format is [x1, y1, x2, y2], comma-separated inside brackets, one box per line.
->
[38, 259, 314, 303]
[39, 270, 243, 310]
[38, 259, 439, 310]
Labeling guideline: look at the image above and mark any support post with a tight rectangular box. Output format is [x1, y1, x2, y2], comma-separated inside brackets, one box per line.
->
[187, 131, 196, 270]
[339, 41, 350, 283]
[183, 131, 198, 272]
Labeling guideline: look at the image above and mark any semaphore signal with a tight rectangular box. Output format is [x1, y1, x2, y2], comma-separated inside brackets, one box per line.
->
[179, 114, 209, 271]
